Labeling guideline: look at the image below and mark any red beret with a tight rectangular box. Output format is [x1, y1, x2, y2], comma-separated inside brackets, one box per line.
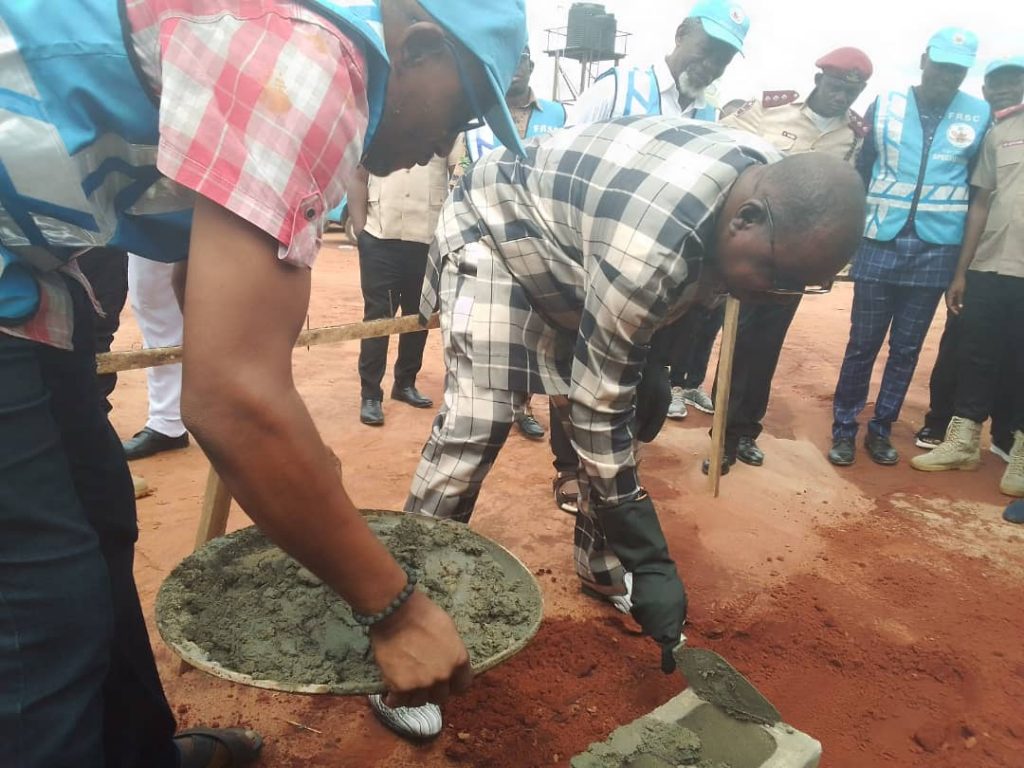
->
[816, 47, 873, 83]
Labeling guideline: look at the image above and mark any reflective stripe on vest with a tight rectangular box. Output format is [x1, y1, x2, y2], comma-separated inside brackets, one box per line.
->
[465, 99, 568, 163]
[605, 66, 662, 118]
[864, 88, 990, 244]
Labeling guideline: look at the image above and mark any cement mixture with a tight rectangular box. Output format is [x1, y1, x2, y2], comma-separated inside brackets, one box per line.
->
[571, 717, 730, 768]
[156, 513, 542, 693]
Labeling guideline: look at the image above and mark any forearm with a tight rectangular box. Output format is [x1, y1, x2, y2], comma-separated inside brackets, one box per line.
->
[184, 375, 406, 615]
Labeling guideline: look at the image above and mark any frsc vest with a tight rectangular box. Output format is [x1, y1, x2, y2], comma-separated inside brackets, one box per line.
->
[864, 88, 990, 244]
[465, 99, 568, 163]
[597, 66, 718, 121]
[0, 0, 387, 320]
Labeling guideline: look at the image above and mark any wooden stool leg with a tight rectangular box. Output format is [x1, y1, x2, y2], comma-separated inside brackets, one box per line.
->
[179, 463, 232, 674]
[707, 297, 741, 498]
[194, 464, 232, 549]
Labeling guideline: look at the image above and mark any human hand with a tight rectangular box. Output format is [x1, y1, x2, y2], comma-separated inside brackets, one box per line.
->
[946, 274, 967, 315]
[595, 495, 687, 672]
[636, 363, 671, 443]
[369, 590, 473, 707]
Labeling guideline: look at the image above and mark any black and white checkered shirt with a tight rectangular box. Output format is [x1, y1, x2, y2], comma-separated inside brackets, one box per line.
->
[420, 116, 780, 503]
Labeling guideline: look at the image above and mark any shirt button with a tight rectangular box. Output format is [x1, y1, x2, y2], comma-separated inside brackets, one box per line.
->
[304, 207, 317, 221]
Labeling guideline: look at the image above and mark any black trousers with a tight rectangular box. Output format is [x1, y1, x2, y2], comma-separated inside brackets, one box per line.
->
[952, 271, 1024, 434]
[714, 296, 802, 446]
[0, 282, 178, 768]
[357, 231, 430, 400]
[77, 249, 129, 410]
[924, 305, 1014, 443]
[663, 304, 724, 388]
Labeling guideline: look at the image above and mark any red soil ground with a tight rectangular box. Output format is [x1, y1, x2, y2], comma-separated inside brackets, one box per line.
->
[110, 235, 1024, 767]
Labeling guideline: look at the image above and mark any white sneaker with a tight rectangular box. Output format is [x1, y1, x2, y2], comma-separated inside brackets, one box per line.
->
[682, 387, 714, 414]
[368, 694, 443, 740]
[607, 572, 634, 614]
[667, 387, 688, 420]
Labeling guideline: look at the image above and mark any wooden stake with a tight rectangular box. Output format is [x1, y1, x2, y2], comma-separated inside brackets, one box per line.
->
[707, 297, 741, 497]
[97, 313, 440, 374]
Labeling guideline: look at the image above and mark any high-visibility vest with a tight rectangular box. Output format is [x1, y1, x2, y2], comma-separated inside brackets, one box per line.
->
[864, 88, 990, 244]
[598, 66, 718, 121]
[0, 0, 387, 320]
[465, 99, 568, 163]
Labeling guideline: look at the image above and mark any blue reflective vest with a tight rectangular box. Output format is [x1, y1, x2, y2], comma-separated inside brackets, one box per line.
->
[0, 0, 387, 321]
[598, 66, 718, 121]
[464, 99, 568, 163]
[864, 88, 990, 244]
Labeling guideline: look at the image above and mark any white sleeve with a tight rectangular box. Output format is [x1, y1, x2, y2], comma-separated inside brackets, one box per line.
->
[566, 75, 617, 127]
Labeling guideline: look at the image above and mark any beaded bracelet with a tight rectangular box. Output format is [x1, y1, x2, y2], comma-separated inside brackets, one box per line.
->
[352, 567, 419, 627]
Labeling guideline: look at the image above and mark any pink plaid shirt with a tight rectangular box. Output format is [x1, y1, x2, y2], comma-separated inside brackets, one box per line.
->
[4, 0, 369, 349]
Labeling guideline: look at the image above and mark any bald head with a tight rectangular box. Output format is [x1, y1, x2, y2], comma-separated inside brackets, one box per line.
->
[712, 152, 865, 299]
[762, 153, 866, 284]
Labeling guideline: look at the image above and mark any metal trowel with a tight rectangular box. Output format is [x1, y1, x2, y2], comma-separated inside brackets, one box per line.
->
[674, 644, 782, 726]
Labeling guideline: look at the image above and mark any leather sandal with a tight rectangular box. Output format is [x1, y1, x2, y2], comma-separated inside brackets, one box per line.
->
[552, 471, 579, 515]
[175, 727, 263, 768]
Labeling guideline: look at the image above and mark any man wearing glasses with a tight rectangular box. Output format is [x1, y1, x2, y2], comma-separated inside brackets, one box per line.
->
[702, 47, 873, 475]
[396, 116, 865, 735]
[829, 28, 990, 467]
[0, 1, 527, 765]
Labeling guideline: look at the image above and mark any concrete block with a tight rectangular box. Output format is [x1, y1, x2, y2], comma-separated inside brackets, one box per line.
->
[572, 688, 821, 768]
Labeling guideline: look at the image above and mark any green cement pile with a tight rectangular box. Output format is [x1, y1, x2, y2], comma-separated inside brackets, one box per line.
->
[156, 514, 540, 690]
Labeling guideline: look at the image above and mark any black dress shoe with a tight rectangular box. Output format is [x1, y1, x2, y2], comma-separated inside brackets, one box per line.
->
[736, 437, 764, 466]
[828, 437, 856, 466]
[391, 385, 433, 409]
[360, 399, 384, 426]
[864, 432, 899, 465]
[701, 449, 737, 476]
[122, 427, 189, 460]
[515, 413, 546, 440]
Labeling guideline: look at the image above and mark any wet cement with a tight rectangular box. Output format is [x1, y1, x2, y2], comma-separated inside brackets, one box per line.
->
[156, 513, 540, 690]
[571, 717, 728, 768]
[676, 648, 780, 726]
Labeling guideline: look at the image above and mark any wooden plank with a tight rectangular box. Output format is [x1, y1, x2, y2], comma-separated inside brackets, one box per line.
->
[707, 296, 741, 497]
[193, 464, 233, 550]
[97, 313, 440, 374]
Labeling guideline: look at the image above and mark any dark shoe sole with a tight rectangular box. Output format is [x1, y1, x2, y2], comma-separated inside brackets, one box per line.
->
[827, 449, 856, 467]
[391, 392, 433, 409]
[736, 452, 763, 467]
[123, 439, 190, 461]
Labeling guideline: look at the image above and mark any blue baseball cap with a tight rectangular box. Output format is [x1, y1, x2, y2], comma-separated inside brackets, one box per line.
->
[419, 0, 528, 157]
[688, 0, 751, 54]
[927, 27, 979, 69]
[985, 56, 1024, 78]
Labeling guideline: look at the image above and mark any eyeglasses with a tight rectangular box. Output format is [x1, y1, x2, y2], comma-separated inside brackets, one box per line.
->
[441, 37, 487, 134]
[761, 197, 834, 296]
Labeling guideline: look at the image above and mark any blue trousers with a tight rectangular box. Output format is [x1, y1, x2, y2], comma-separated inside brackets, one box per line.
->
[832, 281, 944, 440]
[0, 284, 178, 767]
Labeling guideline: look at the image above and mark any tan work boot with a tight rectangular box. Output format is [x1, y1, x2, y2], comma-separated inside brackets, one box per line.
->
[910, 416, 982, 472]
[999, 431, 1024, 497]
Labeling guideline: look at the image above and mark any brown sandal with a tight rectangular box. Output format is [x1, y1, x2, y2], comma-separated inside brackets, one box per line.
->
[174, 727, 263, 768]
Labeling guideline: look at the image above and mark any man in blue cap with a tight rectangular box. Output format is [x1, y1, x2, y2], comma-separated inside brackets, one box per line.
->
[0, 1, 526, 765]
[829, 27, 991, 468]
[571, 0, 750, 124]
[911, 56, 1024, 497]
[913, 56, 1024, 458]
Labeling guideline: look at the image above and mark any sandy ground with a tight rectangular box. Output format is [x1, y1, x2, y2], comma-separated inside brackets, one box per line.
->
[109, 235, 1024, 767]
